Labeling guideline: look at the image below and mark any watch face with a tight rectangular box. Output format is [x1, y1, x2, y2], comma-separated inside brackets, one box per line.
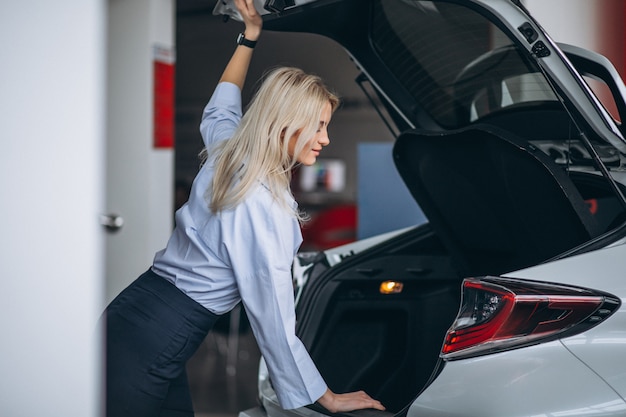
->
[237, 33, 244, 44]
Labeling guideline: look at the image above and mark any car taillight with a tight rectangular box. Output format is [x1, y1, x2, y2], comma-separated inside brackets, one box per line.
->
[441, 277, 620, 360]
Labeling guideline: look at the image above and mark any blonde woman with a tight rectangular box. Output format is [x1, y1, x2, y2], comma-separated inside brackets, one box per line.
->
[103, 0, 385, 416]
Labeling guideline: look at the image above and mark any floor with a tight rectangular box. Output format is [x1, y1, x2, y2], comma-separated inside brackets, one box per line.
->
[187, 307, 262, 417]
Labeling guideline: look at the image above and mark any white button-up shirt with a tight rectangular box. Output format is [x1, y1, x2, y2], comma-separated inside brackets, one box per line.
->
[152, 82, 327, 409]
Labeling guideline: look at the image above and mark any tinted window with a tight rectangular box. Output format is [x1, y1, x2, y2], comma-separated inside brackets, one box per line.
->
[371, 0, 557, 128]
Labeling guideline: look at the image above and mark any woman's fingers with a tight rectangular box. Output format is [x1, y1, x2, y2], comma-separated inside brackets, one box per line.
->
[318, 389, 386, 413]
[234, 0, 262, 37]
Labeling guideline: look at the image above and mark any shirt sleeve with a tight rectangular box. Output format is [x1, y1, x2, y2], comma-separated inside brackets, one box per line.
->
[199, 81, 242, 148]
[220, 191, 328, 410]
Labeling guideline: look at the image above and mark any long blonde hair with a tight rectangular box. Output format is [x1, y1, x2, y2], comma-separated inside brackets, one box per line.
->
[205, 67, 339, 221]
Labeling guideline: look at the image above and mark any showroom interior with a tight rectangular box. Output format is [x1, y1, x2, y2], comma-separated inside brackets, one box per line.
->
[173, 3, 626, 414]
[1, 1, 624, 416]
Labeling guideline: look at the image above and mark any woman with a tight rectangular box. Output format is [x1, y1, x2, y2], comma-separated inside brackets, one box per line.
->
[103, 0, 385, 416]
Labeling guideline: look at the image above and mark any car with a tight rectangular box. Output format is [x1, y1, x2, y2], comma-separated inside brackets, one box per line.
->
[214, 1, 626, 416]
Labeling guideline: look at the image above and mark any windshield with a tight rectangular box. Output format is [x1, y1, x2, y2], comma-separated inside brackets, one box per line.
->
[371, 0, 558, 128]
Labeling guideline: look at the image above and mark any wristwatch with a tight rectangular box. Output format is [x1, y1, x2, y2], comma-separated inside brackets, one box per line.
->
[236, 33, 257, 49]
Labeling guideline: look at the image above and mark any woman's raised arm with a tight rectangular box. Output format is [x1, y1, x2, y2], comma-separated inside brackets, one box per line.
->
[219, 0, 263, 89]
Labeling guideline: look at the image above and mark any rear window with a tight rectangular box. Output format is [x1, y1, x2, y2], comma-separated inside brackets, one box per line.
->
[370, 0, 558, 128]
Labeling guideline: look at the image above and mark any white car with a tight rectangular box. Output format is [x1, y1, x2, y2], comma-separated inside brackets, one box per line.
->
[215, 1, 626, 416]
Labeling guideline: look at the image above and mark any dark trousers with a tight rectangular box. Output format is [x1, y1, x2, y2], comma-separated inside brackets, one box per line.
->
[103, 269, 219, 417]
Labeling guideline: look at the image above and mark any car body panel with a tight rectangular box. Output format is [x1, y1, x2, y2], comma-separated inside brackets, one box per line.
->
[409, 340, 626, 417]
[563, 317, 626, 404]
[506, 243, 626, 400]
[508, 240, 626, 297]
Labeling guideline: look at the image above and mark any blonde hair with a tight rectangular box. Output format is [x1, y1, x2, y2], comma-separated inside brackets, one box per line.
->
[205, 67, 339, 222]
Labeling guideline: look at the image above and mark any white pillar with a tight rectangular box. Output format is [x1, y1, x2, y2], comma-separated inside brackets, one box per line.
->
[0, 1, 106, 416]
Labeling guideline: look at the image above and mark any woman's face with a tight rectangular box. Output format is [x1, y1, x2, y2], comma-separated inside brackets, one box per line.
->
[288, 101, 332, 166]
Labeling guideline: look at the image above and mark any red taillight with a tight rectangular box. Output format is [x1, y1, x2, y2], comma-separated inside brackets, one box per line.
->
[441, 277, 619, 360]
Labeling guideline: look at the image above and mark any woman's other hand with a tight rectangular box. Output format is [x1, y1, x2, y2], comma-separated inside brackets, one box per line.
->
[317, 389, 386, 413]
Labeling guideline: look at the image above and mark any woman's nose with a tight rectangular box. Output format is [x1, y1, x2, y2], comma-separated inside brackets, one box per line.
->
[319, 132, 330, 146]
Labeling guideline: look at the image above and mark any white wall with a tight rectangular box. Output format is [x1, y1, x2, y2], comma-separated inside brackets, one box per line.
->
[0, 1, 105, 416]
[105, 0, 175, 303]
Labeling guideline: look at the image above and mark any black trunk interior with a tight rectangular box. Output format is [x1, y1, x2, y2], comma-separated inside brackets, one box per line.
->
[297, 230, 462, 413]
[393, 124, 603, 278]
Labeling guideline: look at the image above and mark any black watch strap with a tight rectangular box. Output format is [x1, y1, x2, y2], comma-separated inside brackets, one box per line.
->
[236, 33, 257, 49]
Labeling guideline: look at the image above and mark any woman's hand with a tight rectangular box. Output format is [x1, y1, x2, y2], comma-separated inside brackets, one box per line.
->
[219, 0, 263, 87]
[234, 0, 263, 40]
[317, 389, 386, 413]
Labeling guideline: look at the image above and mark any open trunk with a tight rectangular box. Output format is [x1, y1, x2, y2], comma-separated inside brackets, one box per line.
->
[296, 225, 462, 413]
[295, 122, 613, 414]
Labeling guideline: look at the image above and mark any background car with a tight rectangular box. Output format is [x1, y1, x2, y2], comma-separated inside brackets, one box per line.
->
[215, 0, 626, 416]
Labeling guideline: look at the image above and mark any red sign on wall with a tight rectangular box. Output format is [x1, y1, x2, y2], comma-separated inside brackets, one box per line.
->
[153, 45, 176, 149]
